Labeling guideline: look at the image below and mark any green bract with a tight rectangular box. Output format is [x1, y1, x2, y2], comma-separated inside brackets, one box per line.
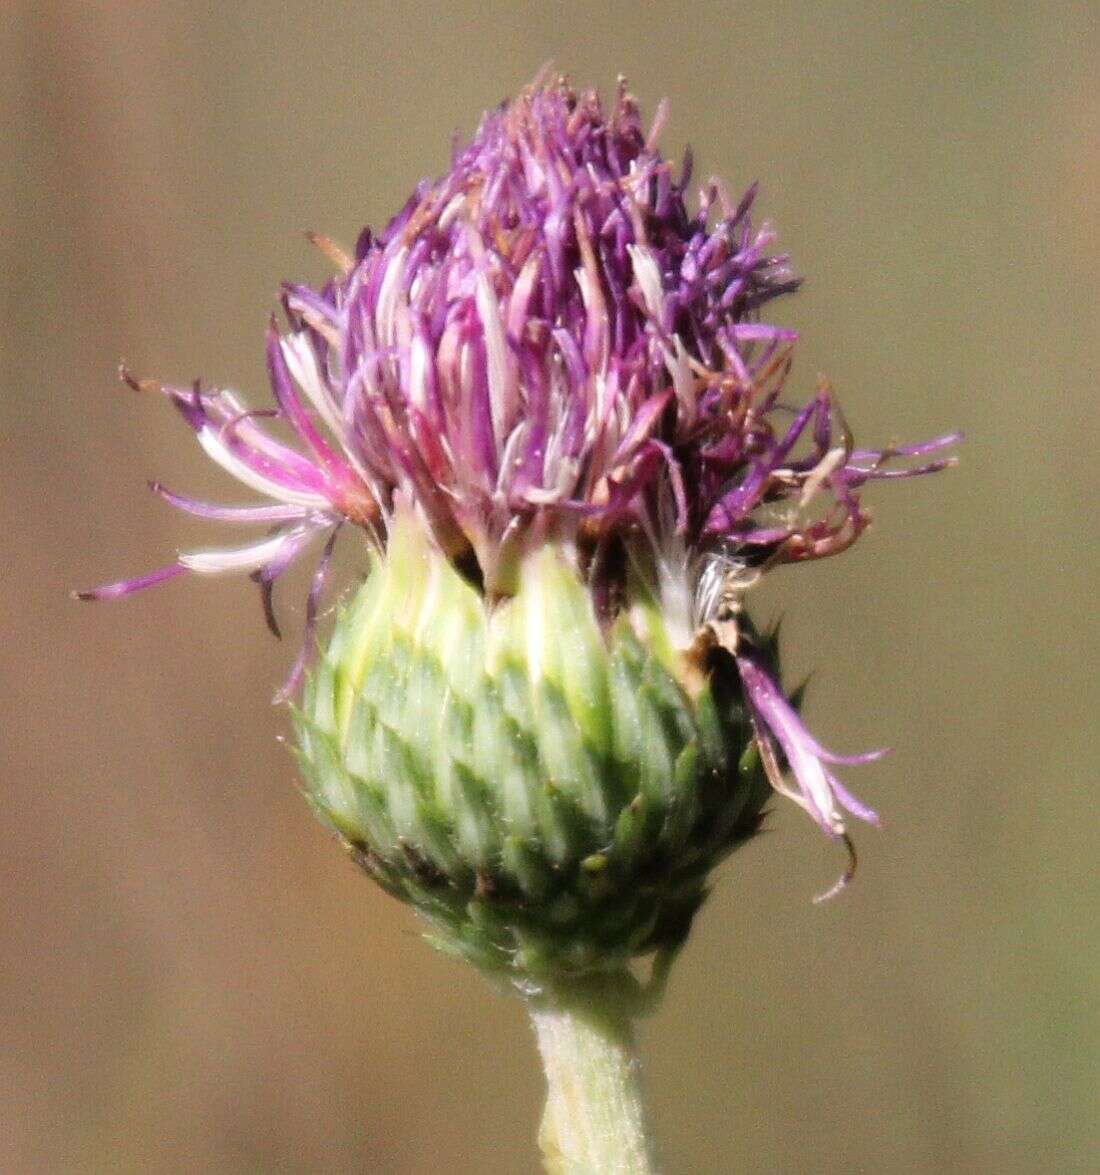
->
[294, 514, 773, 984]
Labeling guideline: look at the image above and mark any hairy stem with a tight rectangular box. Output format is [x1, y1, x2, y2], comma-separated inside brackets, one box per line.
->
[529, 979, 657, 1174]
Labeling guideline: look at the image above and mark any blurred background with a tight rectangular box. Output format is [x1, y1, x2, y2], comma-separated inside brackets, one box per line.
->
[3, 3, 1097, 1172]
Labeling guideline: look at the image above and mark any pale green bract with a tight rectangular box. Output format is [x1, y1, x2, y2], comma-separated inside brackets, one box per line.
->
[293, 511, 773, 985]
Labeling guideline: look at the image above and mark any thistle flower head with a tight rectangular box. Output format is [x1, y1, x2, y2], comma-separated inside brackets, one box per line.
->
[80, 74, 957, 971]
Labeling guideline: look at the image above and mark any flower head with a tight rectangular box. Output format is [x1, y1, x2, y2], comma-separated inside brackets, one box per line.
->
[80, 74, 956, 920]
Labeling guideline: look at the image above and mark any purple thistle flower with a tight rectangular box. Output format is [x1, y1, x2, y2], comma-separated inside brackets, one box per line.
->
[78, 74, 956, 881]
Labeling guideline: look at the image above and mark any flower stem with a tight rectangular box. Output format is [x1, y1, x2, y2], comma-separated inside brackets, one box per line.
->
[529, 977, 658, 1174]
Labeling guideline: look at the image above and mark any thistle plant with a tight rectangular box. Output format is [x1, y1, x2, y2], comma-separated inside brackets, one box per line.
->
[79, 74, 956, 1173]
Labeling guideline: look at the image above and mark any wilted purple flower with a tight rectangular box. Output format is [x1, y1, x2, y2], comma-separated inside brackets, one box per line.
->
[79, 74, 956, 883]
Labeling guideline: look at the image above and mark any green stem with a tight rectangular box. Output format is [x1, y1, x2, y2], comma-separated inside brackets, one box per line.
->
[529, 978, 658, 1175]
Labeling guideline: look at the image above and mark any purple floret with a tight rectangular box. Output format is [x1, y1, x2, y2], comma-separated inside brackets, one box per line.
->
[78, 74, 956, 875]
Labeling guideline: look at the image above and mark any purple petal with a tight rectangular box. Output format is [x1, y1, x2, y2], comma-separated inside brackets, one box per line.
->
[73, 562, 187, 601]
[827, 770, 882, 826]
[850, 431, 963, 461]
[149, 481, 312, 524]
[264, 321, 347, 478]
[737, 650, 880, 840]
[178, 525, 316, 575]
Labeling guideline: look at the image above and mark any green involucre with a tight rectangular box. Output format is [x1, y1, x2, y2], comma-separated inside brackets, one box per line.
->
[293, 516, 773, 983]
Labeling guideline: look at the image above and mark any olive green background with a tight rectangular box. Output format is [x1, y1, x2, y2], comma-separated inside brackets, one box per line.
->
[3, 3, 1096, 1172]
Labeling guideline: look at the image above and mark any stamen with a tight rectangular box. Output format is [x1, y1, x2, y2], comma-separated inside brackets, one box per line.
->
[304, 231, 352, 274]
